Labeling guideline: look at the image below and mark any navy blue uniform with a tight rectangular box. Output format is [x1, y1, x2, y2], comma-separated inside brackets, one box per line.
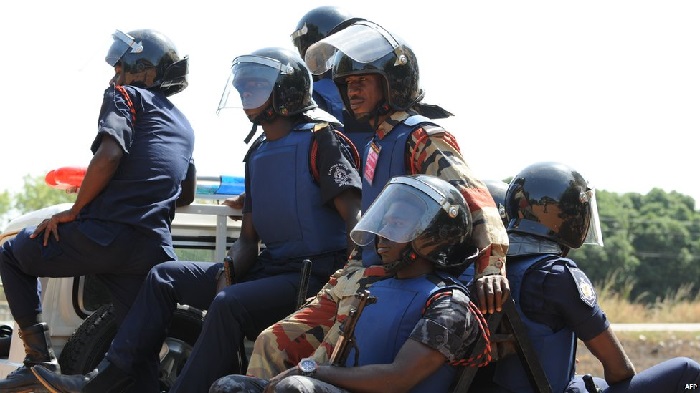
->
[467, 235, 700, 392]
[102, 120, 361, 393]
[0, 85, 194, 324]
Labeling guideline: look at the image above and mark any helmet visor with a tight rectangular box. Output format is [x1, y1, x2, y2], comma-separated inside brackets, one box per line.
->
[584, 188, 604, 246]
[304, 21, 398, 75]
[351, 182, 442, 247]
[105, 30, 143, 67]
[217, 55, 287, 112]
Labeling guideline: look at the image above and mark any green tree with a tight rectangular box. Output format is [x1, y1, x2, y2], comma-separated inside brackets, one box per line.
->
[0, 190, 11, 228]
[13, 174, 76, 214]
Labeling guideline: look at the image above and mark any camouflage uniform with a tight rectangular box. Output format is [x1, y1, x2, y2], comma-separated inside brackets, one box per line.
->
[247, 110, 508, 379]
[213, 287, 477, 392]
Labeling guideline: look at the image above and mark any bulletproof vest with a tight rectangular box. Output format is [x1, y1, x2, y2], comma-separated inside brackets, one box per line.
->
[248, 122, 347, 259]
[360, 115, 435, 266]
[348, 273, 460, 393]
[491, 254, 577, 393]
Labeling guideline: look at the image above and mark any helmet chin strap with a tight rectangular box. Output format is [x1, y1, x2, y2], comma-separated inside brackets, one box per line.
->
[350, 100, 392, 131]
[383, 243, 419, 274]
[244, 104, 277, 144]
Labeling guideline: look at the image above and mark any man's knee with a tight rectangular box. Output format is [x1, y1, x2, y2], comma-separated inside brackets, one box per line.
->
[275, 376, 312, 393]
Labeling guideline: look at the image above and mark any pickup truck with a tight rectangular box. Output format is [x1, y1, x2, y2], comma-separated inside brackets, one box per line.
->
[0, 182, 242, 391]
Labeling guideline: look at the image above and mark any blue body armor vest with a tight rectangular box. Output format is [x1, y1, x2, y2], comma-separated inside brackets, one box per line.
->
[348, 274, 461, 393]
[248, 122, 347, 259]
[360, 115, 435, 266]
[491, 254, 577, 393]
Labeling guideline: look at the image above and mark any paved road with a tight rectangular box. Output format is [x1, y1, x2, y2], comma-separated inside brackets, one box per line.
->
[611, 323, 700, 331]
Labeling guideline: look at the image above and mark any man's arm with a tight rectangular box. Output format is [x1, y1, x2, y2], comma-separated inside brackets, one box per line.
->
[408, 127, 510, 312]
[176, 160, 196, 207]
[332, 188, 361, 258]
[32, 135, 123, 245]
[583, 327, 636, 384]
[312, 340, 445, 393]
[314, 124, 363, 257]
[227, 212, 260, 279]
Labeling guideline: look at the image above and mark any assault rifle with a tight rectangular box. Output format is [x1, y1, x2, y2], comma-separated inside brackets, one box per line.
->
[329, 290, 377, 367]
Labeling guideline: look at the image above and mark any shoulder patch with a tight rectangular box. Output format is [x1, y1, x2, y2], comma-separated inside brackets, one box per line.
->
[422, 124, 445, 136]
[328, 164, 354, 187]
[312, 122, 330, 132]
[566, 265, 596, 307]
[403, 114, 432, 126]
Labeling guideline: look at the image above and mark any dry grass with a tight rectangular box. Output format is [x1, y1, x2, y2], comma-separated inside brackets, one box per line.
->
[596, 275, 700, 324]
[575, 276, 700, 376]
[576, 331, 700, 376]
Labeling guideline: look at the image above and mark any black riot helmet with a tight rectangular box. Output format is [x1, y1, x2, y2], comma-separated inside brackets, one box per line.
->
[351, 175, 477, 274]
[291, 6, 364, 58]
[505, 162, 603, 250]
[484, 179, 509, 227]
[217, 47, 316, 143]
[106, 29, 188, 96]
[304, 21, 424, 113]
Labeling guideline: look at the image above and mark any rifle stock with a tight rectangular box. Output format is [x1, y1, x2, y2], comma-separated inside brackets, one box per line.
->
[330, 289, 377, 366]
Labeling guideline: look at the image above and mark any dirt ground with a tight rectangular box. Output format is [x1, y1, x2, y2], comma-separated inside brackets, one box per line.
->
[575, 331, 700, 377]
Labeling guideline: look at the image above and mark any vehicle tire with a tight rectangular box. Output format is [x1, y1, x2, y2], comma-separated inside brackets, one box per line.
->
[58, 304, 204, 390]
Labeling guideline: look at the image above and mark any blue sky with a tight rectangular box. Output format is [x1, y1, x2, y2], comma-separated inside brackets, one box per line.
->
[2, 1, 699, 205]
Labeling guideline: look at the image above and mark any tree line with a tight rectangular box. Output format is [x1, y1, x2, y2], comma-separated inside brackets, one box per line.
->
[1, 175, 698, 303]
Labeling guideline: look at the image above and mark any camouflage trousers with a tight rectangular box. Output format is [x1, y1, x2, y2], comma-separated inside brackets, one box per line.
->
[247, 260, 387, 379]
[210, 375, 350, 393]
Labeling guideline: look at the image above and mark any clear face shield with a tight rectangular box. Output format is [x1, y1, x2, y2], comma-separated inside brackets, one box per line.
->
[350, 177, 453, 247]
[584, 188, 604, 246]
[303, 21, 401, 76]
[105, 30, 143, 67]
[216, 55, 290, 114]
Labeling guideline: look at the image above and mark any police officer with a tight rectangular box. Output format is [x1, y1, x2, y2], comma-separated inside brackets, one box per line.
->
[0, 29, 194, 392]
[290, 5, 374, 151]
[470, 161, 700, 392]
[211, 174, 487, 393]
[246, 20, 509, 379]
[32, 47, 362, 393]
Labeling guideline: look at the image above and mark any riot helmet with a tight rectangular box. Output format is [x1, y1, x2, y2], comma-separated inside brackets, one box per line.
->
[351, 175, 476, 274]
[291, 6, 364, 59]
[106, 29, 188, 96]
[483, 179, 509, 226]
[217, 47, 316, 143]
[505, 162, 603, 250]
[304, 21, 423, 113]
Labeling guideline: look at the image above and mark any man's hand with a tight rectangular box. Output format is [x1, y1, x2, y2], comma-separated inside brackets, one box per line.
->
[30, 209, 78, 246]
[262, 365, 300, 393]
[222, 193, 245, 219]
[474, 274, 510, 314]
[223, 193, 246, 210]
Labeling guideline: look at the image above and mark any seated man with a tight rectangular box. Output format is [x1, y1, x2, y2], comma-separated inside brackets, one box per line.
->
[470, 161, 700, 393]
[32, 46, 362, 393]
[210, 174, 490, 393]
[246, 19, 509, 380]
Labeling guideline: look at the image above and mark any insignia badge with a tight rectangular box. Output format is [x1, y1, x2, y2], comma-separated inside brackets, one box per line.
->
[567, 266, 596, 307]
[329, 164, 352, 187]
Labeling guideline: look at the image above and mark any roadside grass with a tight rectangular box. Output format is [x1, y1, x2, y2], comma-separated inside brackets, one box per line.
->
[596, 274, 700, 324]
[576, 331, 700, 376]
[576, 276, 700, 376]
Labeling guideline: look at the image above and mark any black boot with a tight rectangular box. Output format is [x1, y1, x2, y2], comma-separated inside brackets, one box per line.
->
[32, 360, 133, 393]
[0, 322, 59, 393]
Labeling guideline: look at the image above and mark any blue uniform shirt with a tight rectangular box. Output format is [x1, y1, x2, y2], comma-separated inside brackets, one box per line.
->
[80, 85, 195, 247]
[518, 256, 609, 341]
